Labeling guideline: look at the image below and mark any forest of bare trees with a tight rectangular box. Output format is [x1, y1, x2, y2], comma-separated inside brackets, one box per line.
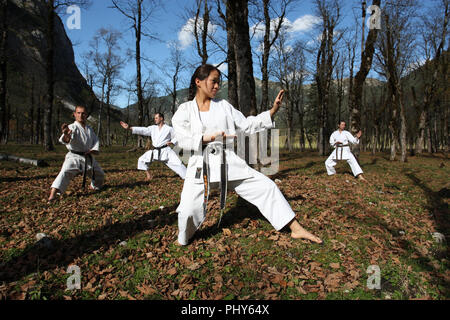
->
[0, 0, 448, 161]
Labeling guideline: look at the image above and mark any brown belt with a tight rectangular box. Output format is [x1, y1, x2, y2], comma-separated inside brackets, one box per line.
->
[335, 144, 349, 161]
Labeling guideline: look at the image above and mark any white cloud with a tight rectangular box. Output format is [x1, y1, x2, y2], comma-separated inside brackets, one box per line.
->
[251, 14, 320, 39]
[289, 15, 321, 33]
[216, 63, 228, 74]
[178, 18, 217, 50]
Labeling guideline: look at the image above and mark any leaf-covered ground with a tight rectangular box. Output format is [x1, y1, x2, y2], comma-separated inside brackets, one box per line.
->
[0, 144, 449, 300]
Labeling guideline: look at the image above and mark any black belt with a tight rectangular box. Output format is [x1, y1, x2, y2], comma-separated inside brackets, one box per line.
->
[201, 142, 228, 228]
[70, 150, 95, 189]
[149, 145, 169, 162]
[334, 144, 349, 161]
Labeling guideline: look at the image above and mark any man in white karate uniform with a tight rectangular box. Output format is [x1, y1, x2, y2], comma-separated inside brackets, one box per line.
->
[48, 105, 105, 201]
[325, 121, 366, 181]
[120, 113, 187, 180]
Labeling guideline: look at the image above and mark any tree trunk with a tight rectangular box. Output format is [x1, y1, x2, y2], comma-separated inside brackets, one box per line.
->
[389, 102, 398, 161]
[372, 124, 378, 155]
[106, 85, 111, 147]
[399, 94, 407, 162]
[445, 100, 449, 153]
[349, 0, 381, 157]
[97, 78, 106, 142]
[44, 0, 55, 151]
[35, 95, 42, 145]
[136, 2, 144, 148]
[224, 0, 239, 109]
[29, 76, 35, 144]
[260, 0, 271, 112]
[230, 0, 257, 116]
[0, 0, 7, 144]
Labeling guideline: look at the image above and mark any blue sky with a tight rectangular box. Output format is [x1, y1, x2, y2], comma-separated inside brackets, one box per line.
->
[61, 0, 388, 108]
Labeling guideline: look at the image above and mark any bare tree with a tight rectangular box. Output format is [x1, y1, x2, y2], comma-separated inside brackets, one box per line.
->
[314, 0, 343, 156]
[349, 0, 381, 151]
[161, 42, 186, 118]
[413, 0, 448, 154]
[252, 0, 293, 112]
[228, 0, 257, 116]
[111, 0, 160, 147]
[216, 0, 238, 108]
[0, 0, 7, 144]
[43, 0, 91, 151]
[273, 32, 307, 151]
[90, 27, 126, 146]
[375, 0, 418, 161]
[193, 0, 211, 64]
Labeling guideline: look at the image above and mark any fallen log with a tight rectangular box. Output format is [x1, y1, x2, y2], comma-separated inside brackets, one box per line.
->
[0, 153, 48, 167]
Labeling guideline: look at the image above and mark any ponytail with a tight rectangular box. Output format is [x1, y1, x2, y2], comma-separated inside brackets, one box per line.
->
[187, 64, 222, 101]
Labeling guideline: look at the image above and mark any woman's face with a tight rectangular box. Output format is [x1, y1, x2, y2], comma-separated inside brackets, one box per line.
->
[196, 70, 220, 99]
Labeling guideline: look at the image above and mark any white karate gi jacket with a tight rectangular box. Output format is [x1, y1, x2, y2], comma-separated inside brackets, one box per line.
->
[172, 98, 274, 184]
[329, 130, 359, 160]
[60, 121, 99, 153]
[131, 124, 177, 162]
[51, 121, 104, 193]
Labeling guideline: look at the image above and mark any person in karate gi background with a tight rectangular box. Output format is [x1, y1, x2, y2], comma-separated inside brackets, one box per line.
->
[120, 113, 187, 180]
[172, 64, 322, 246]
[48, 105, 105, 202]
[325, 121, 367, 181]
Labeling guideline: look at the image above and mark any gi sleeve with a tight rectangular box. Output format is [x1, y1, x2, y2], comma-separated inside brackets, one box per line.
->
[228, 101, 274, 135]
[172, 103, 203, 152]
[169, 127, 178, 145]
[330, 132, 336, 148]
[131, 126, 153, 136]
[346, 131, 359, 145]
[91, 131, 100, 152]
[59, 125, 75, 145]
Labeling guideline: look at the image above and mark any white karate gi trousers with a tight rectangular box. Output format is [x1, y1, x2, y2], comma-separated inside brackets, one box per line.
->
[137, 149, 187, 179]
[176, 168, 296, 245]
[51, 153, 105, 193]
[325, 152, 363, 177]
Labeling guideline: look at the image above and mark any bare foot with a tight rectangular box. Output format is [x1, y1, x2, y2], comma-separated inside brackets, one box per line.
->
[48, 188, 59, 203]
[291, 229, 323, 244]
[357, 175, 367, 182]
[288, 219, 323, 244]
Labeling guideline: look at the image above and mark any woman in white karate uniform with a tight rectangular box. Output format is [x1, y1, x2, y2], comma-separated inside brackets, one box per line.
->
[172, 64, 322, 246]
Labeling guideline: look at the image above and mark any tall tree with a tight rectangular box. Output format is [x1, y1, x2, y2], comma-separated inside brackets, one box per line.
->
[111, 0, 159, 147]
[193, 0, 211, 64]
[254, 0, 292, 112]
[161, 43, 185, 118]
[349, 0, 381, 153]
[314, 0, 343, 156]
[216, 0, 238, 108]
[414, 0, 448, 154]
[43, 0, 91, 151]
[228, 0, 257, 116]
[90, 28, 125, 146]
[375, 0, 417, 161]
[0, 0, 7, 144]
[273, 33, 307, 152]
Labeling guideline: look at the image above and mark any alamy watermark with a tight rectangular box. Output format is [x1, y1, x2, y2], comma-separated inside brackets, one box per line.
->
[66, 265, 81, 290]
[367, 5, 382, 30]
[366, 265, 381, 290]
[173, 129, 280, 176]
[66, 5, 81, 30]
